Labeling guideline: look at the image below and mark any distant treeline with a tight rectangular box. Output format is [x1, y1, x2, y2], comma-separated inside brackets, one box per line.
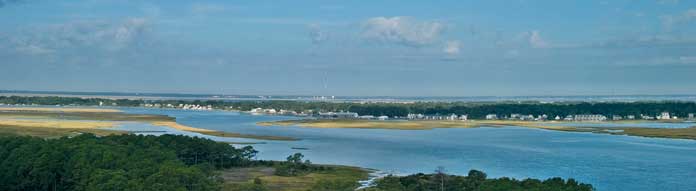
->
[2, 96, 696, 119]
[364, 170, 594, 191]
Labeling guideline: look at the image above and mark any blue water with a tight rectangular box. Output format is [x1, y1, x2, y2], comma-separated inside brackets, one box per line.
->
[121, 108, 696, 191]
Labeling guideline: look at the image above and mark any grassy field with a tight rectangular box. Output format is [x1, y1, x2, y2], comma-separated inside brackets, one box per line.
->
[0, 107, 121, 113]
[0, 124, 127, 138]
[260, 119, 696, 140]
[221, 165, 371, 191]
[0, 107, 298, 141]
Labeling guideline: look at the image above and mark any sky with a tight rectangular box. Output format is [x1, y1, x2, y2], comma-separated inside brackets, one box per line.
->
[1, 0, 695, 96]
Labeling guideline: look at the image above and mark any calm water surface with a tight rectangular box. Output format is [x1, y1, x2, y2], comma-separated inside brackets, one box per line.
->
[121, 108, 696, 191]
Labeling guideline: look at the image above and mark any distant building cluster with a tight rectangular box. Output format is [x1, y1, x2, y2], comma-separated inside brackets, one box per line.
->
[250, 108, 308, 116]
[407, 113, 468, 121]
[318, 111, 358, 119]
[141, 103, 212, 110]
[474, 111, 692, 122]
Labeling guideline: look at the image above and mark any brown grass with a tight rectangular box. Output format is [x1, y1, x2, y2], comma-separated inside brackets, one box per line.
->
[0, 107, 121, 113]
[261, 119, 696, 140]
[221, 165, 370, 191]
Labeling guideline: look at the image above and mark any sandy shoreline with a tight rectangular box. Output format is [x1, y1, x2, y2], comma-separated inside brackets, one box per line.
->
[259, 119, 696, 140]
[0, 107, 122, 113]
[0, 107, 298, 141]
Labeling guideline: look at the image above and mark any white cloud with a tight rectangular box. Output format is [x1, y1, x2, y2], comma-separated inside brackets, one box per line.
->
[15, 44, 54, 55]
[191, 3, 226, 14]
[362, 16, 445, 46]
[615, 56, 696, 66]
[6, 18, 151, 54]
[528, 30, 549, 48]
[0, 0, 23, 8]
[443, 40, 460, 55]
[308, 24, 327, 44]
[657, 0, 679, 4]
[661, 9, 696, 31]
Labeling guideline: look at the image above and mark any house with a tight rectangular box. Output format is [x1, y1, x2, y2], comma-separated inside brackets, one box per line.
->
[510, 114, 522, 120]
[574, 114, 607, 121]
[626, 115, 636, 120]
[658, 112, 670, 120]
[407, 113, 425, 120]
[485, 114, 498, 120]
[459, 115, 468, 121]
[318, 112, 359, 119]
[377, 116, 389, 120]
[446, 114, 459, 121]
[641, 114, 655, 120]
[359, 115, 375, 120]
[554, 116, 561, 120]
[689, 113, 694, 120]
[612, 115, 623, 121]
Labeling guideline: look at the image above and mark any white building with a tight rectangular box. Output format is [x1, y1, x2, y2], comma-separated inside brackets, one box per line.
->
[574, 114, 607, 121]
[446, 114, 459, 121]
[689, 113, 694, 120]
[318, 112, 359, 119]
[485, 114, 498, 120]
[359, 115, 375, 120]
[612, 115, 623, 121]
[658, 112, 670, 120]
[377, 116, 389, 120]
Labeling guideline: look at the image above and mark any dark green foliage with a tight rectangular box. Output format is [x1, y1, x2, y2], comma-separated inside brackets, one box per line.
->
[274, 153, 323, 177]
[366, 170, 594, 191]
[0, 134, 256, 191]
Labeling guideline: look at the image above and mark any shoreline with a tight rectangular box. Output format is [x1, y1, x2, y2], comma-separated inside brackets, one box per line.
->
[0, 107, 299, 141]
[259, 119, 696, 141]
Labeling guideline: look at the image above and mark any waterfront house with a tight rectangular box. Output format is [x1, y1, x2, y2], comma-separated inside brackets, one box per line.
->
[574, 114, 607, 121]
[359, 115, 375, 120]
[641, 114, 655, 120]
[377, 116, 389, 120]
[318, 112, 359, 119]
[689, 113, 694, 120]
[485, 114, 498, 120]
[612, 115, 623, 120]
[658, 112, 670, 120]
[447, 114, 458, 120]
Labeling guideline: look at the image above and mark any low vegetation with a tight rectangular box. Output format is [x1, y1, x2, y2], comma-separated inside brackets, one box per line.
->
[363, 169, 594, 191]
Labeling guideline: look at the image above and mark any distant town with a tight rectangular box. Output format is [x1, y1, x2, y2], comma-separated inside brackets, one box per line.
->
[245, 108, 695, 122]
[2, 96, 696, 122]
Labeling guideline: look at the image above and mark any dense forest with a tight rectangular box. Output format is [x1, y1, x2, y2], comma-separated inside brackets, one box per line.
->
[0, 133, 594, 191]
[0, 134, 256, 191]
[3, 95, 694, 119]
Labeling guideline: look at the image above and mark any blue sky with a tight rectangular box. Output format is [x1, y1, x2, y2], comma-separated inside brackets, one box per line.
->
[1, 0, 695, 96]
